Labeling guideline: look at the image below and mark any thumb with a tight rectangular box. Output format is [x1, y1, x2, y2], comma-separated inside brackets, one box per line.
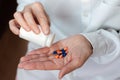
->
[58, 59, 80, 79]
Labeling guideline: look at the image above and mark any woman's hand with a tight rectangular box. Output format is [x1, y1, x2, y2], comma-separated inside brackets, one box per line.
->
[9, 2, 50, 35]
[18, 34, 93, 79]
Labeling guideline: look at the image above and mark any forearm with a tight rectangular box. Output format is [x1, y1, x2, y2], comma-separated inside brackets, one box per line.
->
[81, 29, 120, 64]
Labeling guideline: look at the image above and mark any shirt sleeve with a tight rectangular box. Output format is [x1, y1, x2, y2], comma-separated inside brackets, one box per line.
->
[104, 0, 120, 6]
[81, 29, 120, 64]
[84, 0, 120, 32]
[17, 0, 45, 11]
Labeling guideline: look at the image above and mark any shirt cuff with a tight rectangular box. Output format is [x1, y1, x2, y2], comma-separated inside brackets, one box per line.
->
[81, 29, 120, 64]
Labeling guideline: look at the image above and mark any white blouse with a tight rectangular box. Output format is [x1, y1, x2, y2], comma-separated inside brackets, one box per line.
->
[16, 0, 120, 80]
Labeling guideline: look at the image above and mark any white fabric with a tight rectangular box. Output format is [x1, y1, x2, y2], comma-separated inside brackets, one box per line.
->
[16, 0, 120, 80]
[104, 0, 120, 6]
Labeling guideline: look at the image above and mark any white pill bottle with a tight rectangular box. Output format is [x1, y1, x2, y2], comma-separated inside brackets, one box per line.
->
[19, 25, 55, 47]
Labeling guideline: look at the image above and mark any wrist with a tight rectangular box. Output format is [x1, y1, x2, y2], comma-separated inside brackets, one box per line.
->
[77, 34, 93, 55]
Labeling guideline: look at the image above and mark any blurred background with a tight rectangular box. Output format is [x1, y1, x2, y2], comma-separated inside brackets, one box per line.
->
[0, 0, 28, 80]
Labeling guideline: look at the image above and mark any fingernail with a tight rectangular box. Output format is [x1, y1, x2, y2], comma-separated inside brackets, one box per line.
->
[34, 29, 40, 34]
[26, 27, 31, 31]
[44, 30, 49, 35]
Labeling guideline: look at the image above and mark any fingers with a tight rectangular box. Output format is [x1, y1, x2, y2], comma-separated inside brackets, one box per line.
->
[20, 47, 50, 62]
[23, 7, 40, 34]
[20, 54, 41, 62]
[31, 2, 50, 35]
[20, 55, 50, 62]
[59, 58, 82, 79]
[27, 41, 62, 57]
[18, 60, 57, 70]
[13, 2, 50, 35]
[28, 47, 50, 55]
[14, 12, 31, 32]
[9, 19, 20, 35]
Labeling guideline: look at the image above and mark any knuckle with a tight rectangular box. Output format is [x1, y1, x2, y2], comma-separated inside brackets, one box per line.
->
[27, 22, 36, 27]
[23, 11, 29, 16]
[25, 5, 30, 9]
[9, 19, 13, 24]
[33, 2, 43, 8]
[13, 12, 20, 17]
[9, 26, 14, 32]
[23, 4, 32, 11]
[40, 17, 49, 25]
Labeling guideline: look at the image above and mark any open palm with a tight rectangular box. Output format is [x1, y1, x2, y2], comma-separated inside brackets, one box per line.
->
[18, 34, 93, 79]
